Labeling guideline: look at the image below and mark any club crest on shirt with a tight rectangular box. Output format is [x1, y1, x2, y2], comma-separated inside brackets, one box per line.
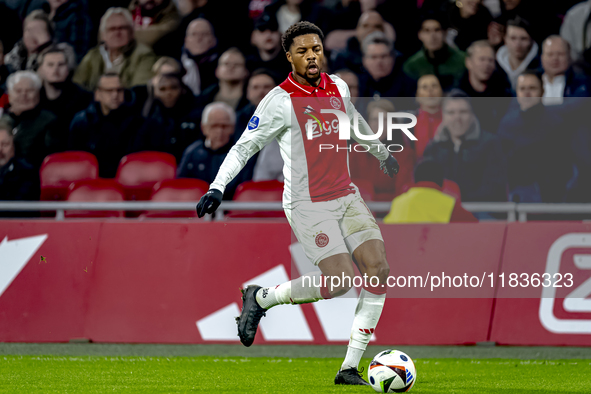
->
[330, 96, 341, 110]
[248, 116, 260, 130]
[315, 232, 329, 248]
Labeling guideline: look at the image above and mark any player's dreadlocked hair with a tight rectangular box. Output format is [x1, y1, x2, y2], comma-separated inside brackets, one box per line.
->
[281, 21, 325, 53]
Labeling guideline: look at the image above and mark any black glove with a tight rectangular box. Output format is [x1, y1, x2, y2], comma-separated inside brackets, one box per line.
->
[196, 189, 223, 218]
[379, 155, 399, 178]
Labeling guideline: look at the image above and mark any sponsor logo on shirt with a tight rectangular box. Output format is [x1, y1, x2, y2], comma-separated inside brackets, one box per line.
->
[303, 105, 338, 140]
[305, 118, 340, 140]
[296, 98, 417, 143]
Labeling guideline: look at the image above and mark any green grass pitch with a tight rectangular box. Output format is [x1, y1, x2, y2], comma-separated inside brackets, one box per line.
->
[2, 355, 591, 393]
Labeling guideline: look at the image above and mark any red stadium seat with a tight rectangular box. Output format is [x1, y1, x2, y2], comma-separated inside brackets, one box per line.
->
[115, 152, 177, 201]
[65, 179, 125, 218]
[227, 180, 284, 218]
[141, 178, 209, 218]
[442, 179, 462, 201]
[40, 151, 99, 201]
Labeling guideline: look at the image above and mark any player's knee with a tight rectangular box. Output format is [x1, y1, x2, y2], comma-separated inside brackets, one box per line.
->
[330, 274, 354, 297]
[377, 262, 390, 283]
[366, 258, 390, 283]
[327, 266, 355, 297]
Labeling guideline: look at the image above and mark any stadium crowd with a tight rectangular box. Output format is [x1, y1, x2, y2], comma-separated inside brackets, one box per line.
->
[1, 0, 591, 207]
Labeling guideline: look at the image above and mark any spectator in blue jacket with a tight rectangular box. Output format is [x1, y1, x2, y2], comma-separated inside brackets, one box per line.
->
[195, 47, 250, 115]
[45, 0, 93, 63]
[446, 0, 493, 52]
[541, 35, 590, 107]
[69, 73, 143, 178]
[177, 102, 255, 199]
[2, 71, 58, 168]
[457, 40, 512, 132]
[358, 32, 416, 101]
[0, 40, 10, 95]
[330, 11, 386, 75]
[497, 71, 573, 202]
[423, 90, 507, 202]
[0, 3, 22, 57]
[0, 120, 39, 202]
[235, 68, 277, 143]
[133, 72, 200, 162]
[37, 44, 93, 151]
[246, 14, 291, 77]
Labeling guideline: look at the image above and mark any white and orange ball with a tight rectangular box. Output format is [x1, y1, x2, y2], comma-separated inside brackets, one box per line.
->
[368, 349, 417, 393]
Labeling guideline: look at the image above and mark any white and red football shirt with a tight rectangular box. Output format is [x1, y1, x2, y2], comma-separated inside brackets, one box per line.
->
[210, 72, 389, 208]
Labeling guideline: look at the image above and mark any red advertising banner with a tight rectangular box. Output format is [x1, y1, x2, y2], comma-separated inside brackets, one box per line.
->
[489, 222, 591, 346]
[1, 220, 590, 346]
[0, 221, 102, 342]
[376, 223, 505, 344]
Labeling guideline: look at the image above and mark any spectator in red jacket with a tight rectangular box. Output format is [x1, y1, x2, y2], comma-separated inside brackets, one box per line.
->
[414, 74, 443, 159]
[349, 99, 416, 201]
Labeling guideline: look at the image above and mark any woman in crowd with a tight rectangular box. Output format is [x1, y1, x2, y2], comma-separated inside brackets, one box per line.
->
[4, 10, 55, 73]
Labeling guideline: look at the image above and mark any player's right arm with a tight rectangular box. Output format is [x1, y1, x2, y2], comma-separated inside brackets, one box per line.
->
[333, 75, 400, 177]
[196, 88, 288, 217]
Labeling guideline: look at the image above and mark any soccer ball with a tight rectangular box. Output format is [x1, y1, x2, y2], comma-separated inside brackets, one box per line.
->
[368, 349, 416, 393]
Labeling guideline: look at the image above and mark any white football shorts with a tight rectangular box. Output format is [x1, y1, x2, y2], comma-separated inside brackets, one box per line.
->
[285, 192, 383, 266]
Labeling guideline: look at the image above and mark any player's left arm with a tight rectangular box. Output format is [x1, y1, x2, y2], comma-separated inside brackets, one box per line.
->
[332, 75, 399, 177]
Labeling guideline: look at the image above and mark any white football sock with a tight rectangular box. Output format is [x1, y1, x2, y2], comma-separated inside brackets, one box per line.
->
[255, 271, 329, 309]
[341, 288, 386, 371]
[341, 346, 365, 371]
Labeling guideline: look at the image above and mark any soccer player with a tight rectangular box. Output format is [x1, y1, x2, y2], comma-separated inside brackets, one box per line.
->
[196, 21, 400, 385]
